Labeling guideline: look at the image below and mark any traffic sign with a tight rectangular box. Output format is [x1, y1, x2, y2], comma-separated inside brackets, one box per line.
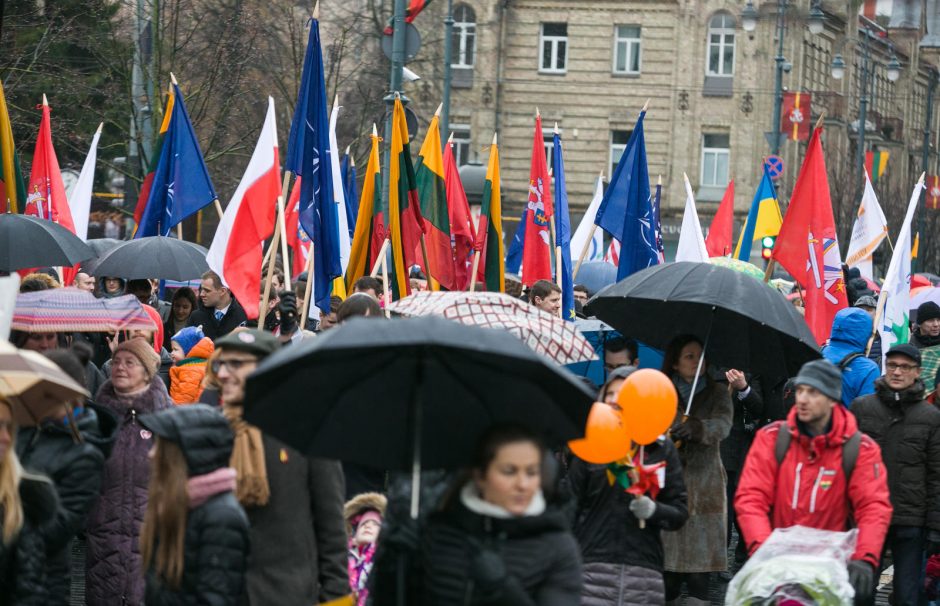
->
[764, 155, 785, 179]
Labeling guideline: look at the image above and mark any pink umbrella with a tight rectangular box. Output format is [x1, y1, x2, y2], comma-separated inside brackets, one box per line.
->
[13, 287, 157, 333]
[911, 287, 940, 312]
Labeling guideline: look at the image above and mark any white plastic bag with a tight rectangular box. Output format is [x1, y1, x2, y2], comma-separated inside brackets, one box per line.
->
[725, 525, 858, 606]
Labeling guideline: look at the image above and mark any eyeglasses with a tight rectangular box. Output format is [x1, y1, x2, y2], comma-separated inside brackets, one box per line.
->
[886, 362, 919, 372]
[211, 358, 256, 374]
[111, 357, 142, 369]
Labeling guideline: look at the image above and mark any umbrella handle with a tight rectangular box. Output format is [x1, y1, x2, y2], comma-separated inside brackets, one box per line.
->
[684, 312, 714, 416]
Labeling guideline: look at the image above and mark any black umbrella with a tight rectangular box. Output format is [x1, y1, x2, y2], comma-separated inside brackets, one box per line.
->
[244, 316, 594, 517]
[0, 214, 94, 272]
[586, 262, 820, 386]
[81, 238, 123, 274]
[92, 236, 209, 280]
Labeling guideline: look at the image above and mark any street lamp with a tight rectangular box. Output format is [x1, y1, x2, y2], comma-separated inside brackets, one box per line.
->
[886, 53, 902, 82]
[743, 0, 826, 156]
[831, 54, 846, 80]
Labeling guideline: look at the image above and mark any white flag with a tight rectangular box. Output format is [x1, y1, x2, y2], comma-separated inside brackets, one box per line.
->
[675, 173, 709, 263]
[329, 99, 350, 275]
[876, 174, 925, 364]
[70, 123, 103, 241]
[569, 174, 605, 264]
[845, 172, 888, 281]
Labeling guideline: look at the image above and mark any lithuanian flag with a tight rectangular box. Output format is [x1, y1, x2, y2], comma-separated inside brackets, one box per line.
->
[389, 95, 425, 299]
[865, 150, 889, 184]
[476, 133, 504, 292]
[134, 83, 175, 226]
[0, 80, 27, 213]
[415, 107, 455, 290]
[345, 126, 383, 291]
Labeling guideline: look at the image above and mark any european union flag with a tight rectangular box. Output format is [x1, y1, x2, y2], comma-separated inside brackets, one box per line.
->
[286, 18, 340, 311]
[594, 111, 657, 280]
[136, 83, 217, 238]
[341, 150, 358, 239]
[504, 207, 527, 276]
[552, 132, 575, 321]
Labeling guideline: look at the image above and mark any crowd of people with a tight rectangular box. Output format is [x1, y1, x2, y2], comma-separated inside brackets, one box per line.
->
[0, 261, 939, 606]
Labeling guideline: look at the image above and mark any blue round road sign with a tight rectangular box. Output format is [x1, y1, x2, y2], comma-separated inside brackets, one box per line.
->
[764, 155, 784, 178]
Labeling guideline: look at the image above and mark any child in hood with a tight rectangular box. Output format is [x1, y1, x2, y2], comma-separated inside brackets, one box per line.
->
[169, 326, 215, 404]
[345, 492, 386, 606]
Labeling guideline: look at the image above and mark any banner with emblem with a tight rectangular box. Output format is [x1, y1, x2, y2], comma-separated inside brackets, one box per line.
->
[927, 175, 940, 210]
[781, 92, 811, 142]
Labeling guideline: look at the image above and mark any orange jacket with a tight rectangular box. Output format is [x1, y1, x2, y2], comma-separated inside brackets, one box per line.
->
[169, 337, 215, 404]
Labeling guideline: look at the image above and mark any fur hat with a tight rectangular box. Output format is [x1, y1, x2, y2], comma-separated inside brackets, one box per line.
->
[344, 492, 387, 535]
[114, 337, 161, 380]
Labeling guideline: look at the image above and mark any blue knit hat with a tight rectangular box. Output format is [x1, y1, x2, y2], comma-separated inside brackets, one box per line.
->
[171, 326, 204, 357]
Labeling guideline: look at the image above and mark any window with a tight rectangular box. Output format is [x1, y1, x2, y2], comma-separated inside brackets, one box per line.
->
[609, 130, 632, 178]
[707, 13, 736, 76]
[613, 25, 641, 74]
[451, 125, 471, 166]
[539, 23, 568, 74]
[543, 131, 555, 172]
[452, 5, 476, 68]
[700, 133, 730, 186]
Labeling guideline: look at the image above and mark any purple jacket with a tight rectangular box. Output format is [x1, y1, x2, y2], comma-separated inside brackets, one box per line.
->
[86, 377, 172, 606]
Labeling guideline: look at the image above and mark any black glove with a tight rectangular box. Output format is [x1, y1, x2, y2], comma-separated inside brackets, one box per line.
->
[277, 291, 298, 335]
[926, 530, 940, 556]
[469, 546, 507, 599]
[381, 515, 420, 553]
[847, 560, 875, 605]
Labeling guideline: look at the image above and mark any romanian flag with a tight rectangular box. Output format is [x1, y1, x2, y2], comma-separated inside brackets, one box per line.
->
[134, 85, 174, 226]
[0, 80, 26, 214]
[415, 110, 455, 290]
[733, 165, 783, 261]
[476, 133, 504, 292]
[388, 96, 425, 299]
[865, 150, 889, 184]
[927, 175, 940, 210]
[346, 127, 383, 291]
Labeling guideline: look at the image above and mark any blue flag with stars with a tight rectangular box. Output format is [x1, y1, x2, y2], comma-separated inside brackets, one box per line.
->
[552, 132, 575, 321]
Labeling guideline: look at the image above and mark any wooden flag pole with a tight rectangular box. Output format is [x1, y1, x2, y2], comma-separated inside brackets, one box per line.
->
[214, 199, 224, 220]
[762, 259, 776, 283]
[299, 247, 315, 330]
[370, 239, 391, 278]
[280, 170, 294, 289]
[469, 250, 481, 291]
[419, 234, 438, 291]
[573, 224, 597, 281]
[176, 223, 183, 239]
[260, 217, 282, 329]
[381, 254, 392, 318]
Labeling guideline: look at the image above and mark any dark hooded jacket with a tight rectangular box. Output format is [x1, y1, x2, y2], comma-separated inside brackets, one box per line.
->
[86, 377, 172, 606]
[96, 277, 126, 299]
[143, 405, 250, 606]
[15, 404, 118, 606]
[0, 473, 59, 606]
[822, 307, 880, 408]
[851, 377, 940, 530]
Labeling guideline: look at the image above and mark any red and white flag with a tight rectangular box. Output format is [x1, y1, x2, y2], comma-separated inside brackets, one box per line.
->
[207, 97, 280, 320]
[605, 240, 620, 267]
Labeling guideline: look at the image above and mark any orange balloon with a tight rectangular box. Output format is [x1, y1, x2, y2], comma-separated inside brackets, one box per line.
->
[616, 368, 678, 445]
[568, 402, 634, 464]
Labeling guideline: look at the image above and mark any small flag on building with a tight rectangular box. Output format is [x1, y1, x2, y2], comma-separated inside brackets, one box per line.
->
[926, 175, 940, 209]
[865, 150, 889, 184]
[781, 92, 811, 141]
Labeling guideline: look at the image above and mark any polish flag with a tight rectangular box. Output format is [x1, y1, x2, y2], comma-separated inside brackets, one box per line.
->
[207, 97, 280, 320]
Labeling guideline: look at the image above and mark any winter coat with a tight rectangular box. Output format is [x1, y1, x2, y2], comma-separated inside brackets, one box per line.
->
[243, 434, 349, 605]
[169, 337, 214, 404]
[0, 474, 59, 606]
[822, 307, 881, 408]
[144, 406, 249, 606]
[734, 404, 893, 567]
[911, 331, 940, 393]
[719, 376, 765, 473]
[568, 437, 688, 575]
[580, 563, 665, 606]
[420, 487, 583, 605]
[102, 347, 173, 391]
[662, 380, 732, 573]
[86, 377, 173, 605]
[850, 377, 940, 530]
[188, 299, 248, 341]
[15, 405, 117, 606]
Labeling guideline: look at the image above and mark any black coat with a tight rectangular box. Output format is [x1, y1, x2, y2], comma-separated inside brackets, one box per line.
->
[188, 299, 248, 341]
[851, 378, 940, 530]
[15, 405, 117, 606]
[419, 492, 582, 606]
[719, 377, 765, 473]
[0, 474, 59, 606]
[567, 437, 688, 573]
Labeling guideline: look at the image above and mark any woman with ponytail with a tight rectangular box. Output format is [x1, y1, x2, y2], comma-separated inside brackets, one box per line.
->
[138, 404, 249, 605]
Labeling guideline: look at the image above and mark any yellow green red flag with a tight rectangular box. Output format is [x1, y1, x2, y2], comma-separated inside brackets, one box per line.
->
[0, 80, 26, 213]
[476, 133, 504, 292]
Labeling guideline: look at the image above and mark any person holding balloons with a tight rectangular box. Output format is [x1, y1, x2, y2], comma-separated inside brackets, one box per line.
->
[567, 366, 689, 606]
[659, 335, 733, 606]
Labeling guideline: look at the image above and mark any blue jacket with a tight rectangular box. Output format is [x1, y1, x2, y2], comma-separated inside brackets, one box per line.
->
[822, 307, 881, 408]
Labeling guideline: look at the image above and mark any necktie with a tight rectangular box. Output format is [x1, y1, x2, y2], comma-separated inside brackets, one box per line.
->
[214, 310, 224, 322]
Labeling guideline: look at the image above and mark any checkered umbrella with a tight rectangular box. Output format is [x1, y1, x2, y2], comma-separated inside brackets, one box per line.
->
[387, 291, 597, 365]
[13, 287, 157, 333]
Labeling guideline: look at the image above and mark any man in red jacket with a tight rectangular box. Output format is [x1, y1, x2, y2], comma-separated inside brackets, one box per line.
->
[735, 359, 892, 605]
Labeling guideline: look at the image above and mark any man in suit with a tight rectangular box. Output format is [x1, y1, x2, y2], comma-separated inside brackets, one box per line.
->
[188, 270, 247, 340]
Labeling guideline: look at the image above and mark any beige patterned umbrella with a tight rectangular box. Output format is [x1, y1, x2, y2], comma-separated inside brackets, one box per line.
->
[387, 291, 598, 365]
[0, 341, 89, 426]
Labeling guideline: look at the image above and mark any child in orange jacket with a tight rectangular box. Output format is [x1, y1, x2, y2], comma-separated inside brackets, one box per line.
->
[169, 326, 215, 404]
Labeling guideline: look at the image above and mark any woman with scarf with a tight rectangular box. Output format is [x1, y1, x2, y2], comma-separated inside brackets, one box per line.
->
[568, 367, 688, 606]
[344, 493, 386, 606]
[660, 335, 732, 606]
[86, 338, 173, 605]
[138, 404, 249, 605]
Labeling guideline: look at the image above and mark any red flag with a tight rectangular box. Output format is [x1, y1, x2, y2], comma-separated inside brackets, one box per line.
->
[443, 140, 476, 290]
[705, 179, 734, 257]
[926, 175, 940, 210]
[521, 114, 552, 286]
[772, 127, 847, 344]
[284, 177, 311, 279]
[781, 92, 811, 142]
